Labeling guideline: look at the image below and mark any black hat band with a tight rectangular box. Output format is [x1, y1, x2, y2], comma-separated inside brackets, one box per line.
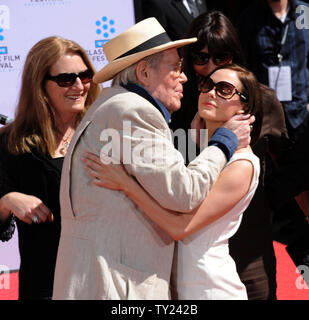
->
[115, 32, 171, 60]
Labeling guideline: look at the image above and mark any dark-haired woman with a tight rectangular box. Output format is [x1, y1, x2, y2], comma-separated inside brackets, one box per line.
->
[170, 11, 288, 300]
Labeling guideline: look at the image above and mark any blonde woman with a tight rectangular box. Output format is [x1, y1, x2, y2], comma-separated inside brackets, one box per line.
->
[0, 36, 100, 299]
[83, 64, 262, 299]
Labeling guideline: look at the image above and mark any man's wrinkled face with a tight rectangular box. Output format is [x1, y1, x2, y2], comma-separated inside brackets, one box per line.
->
[146, 48, 187, 114]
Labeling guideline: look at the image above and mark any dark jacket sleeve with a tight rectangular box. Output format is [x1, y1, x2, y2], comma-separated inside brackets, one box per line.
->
[266, 118, 309, 210]
[259, 84, 289, 163]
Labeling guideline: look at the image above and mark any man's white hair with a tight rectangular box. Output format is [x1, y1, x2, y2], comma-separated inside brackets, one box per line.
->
[112, 51, 164, 86]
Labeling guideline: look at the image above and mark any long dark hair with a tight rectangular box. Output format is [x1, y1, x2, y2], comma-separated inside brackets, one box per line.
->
[171, 11, 246, 131]
[182, 11, 246, 78]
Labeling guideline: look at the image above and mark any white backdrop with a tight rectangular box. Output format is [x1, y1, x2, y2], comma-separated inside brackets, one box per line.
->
[0, 0, 135, 272]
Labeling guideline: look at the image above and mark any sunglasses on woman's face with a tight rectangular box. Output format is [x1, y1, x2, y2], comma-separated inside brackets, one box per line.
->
[199, 77, 248, 101]
[192, 51, 231, 66]
[46, 69, 93, 87]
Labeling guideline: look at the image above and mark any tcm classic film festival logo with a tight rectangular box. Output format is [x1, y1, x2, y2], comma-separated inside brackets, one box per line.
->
[86, 16, 116, 65]
[0, 5, 21, 71]
[0, 5, 9, 55]
[24, 0, 71, 7]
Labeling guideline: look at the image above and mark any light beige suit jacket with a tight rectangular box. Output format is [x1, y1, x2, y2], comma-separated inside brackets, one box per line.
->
[52, 86, 227, 300]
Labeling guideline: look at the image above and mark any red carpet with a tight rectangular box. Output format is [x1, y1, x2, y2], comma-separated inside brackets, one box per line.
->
[1, 242, 309, 300]
[0, 272, 18, 300]
[274, 241, 309, 300]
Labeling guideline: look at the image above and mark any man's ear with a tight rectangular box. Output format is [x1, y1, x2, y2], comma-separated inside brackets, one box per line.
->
[136, 60, 151, 87]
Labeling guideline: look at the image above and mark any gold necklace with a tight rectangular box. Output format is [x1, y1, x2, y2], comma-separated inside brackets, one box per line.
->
[58, 128, 74, 156]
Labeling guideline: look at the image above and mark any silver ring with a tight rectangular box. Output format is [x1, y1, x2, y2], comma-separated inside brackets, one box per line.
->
[32, 216, 39, 224]
[249, 125, 253, 131]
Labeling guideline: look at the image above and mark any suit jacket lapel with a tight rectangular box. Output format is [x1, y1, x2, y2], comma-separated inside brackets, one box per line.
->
[171, 0, 193, 23]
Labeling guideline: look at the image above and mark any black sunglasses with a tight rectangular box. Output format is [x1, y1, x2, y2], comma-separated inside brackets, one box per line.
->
[199, 77, 248, 102]
[46, 69, 93, 87]
[192, 51, 231, 66]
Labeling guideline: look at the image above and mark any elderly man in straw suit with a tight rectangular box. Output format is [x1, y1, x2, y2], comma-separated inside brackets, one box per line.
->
[53, 18, 254, 300]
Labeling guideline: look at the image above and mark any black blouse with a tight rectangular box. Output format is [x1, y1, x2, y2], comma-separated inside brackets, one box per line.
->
[0, 132, 63, 299]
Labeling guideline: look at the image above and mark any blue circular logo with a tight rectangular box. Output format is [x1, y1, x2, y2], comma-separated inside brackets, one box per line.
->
[95, 17, 116, 39]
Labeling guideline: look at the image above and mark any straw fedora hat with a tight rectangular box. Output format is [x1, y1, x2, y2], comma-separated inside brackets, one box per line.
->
[93, 17, 197, 83]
